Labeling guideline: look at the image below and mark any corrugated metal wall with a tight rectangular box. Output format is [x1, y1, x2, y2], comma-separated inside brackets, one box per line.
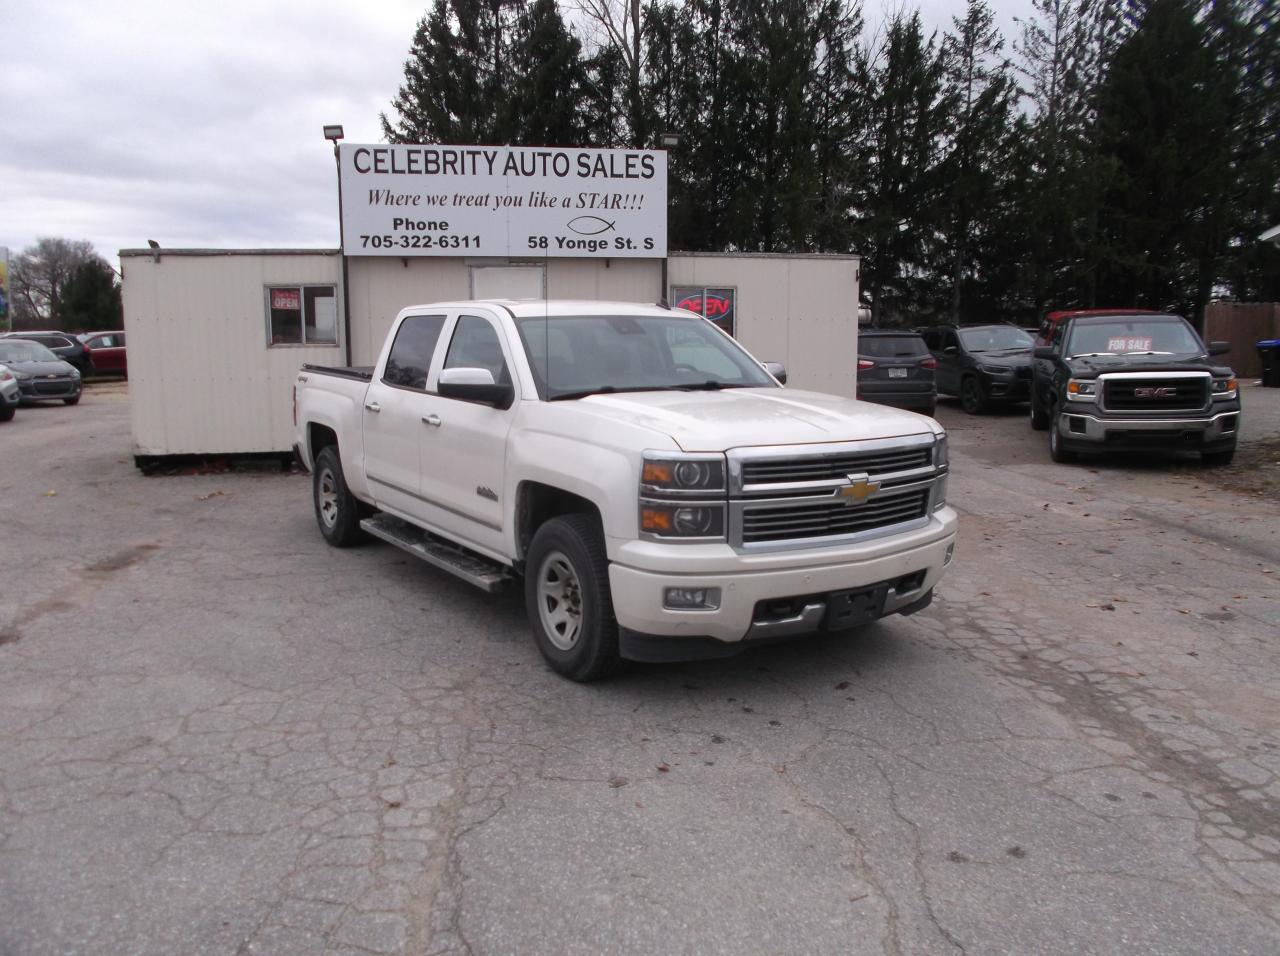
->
[668, 254, 860, 397]
[123, 252, 342, 455]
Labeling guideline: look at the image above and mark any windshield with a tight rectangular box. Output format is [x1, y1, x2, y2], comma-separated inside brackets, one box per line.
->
[515, 314, 776, 400]
[860, 335, 928, 358]
[958, 326, 1033, 352]
[1066, 319, 1203, 357]
[0, 341, 58, 363]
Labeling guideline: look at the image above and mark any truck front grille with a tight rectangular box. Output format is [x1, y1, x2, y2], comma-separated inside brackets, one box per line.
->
[740, 488, 929, 544]
[1103, 377, 1208, 412]
[741, 448, 931, 486]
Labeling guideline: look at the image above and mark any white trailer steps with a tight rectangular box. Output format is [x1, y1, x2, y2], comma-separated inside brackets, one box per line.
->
[360, 514, 512, 592]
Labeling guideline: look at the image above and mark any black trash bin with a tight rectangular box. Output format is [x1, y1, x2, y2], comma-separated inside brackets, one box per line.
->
[1258, 339, 1280, 387]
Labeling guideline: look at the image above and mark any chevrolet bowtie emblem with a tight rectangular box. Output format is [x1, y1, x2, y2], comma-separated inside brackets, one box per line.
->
[840, 473, 880, 504]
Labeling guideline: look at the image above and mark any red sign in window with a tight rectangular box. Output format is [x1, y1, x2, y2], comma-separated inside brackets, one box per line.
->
[271, 289, 301, 310]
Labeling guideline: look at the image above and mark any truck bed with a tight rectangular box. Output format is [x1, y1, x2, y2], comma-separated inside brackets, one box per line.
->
[302, 364, 374, 382]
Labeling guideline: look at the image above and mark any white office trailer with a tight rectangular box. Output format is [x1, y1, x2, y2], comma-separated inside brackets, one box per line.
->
[120, 144, 859, 461]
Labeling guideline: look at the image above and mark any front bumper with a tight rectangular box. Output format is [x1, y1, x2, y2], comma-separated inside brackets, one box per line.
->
[983, 373, 1030, 401]
[608, 508, 957, 649]
[857, 385, 936, 411]
[1, 382, 18, 406]
[16, 378, 81, 403]
[1055, 405, 1240, 452]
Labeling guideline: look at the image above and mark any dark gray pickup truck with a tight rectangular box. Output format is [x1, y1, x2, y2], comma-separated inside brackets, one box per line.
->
[1029, 312, 1240, 465]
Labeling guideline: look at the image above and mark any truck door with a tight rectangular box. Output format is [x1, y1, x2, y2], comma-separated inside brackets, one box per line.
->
[416, 312, 517, 557]
[361, 314, 447, 521]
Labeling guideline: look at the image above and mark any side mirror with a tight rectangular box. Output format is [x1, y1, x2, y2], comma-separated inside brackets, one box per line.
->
[1034, 346, 1056, 360]
[438, 367, 513, 409]
[763, 361, 787, 385]
[1208, 341, 1231, 356]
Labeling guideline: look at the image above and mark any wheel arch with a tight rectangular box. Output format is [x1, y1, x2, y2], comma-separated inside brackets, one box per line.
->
[515, 481, 603, 571]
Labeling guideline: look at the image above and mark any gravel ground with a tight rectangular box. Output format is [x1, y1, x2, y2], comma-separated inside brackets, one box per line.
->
[1, 380, 1278, 955]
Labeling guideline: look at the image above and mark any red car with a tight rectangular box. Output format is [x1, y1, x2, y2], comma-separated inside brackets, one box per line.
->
[83, 331, 127, 376]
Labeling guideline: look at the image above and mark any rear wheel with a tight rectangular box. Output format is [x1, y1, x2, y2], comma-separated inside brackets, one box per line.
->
[960, 376, 990, 415]
[1048, 410, 1076, 463]
[525, 514, 621, 681]
[313, 446, 364, 547]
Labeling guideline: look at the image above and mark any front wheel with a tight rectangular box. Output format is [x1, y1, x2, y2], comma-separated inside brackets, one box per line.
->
[1048, 411, 1076, 463]
[524, 514, 621, 681]
[960, 376, 990, 415]
[313, 446, 364, 547]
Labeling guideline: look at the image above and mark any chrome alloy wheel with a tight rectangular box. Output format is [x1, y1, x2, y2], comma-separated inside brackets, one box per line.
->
[317, 467, 339, 529]
[537, 550, 583, 651]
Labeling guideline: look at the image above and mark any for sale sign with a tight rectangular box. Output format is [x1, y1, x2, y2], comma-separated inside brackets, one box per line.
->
[338, 144, 667, 259]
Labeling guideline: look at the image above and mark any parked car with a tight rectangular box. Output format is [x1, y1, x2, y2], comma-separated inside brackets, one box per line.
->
[0, 365, 19, 421]
[1030, 311, 1239, 464]
[0, 331, 92, 376]
[0, 339, 83, 405]
[856, 330, 937, 416]
[82, 331, 127, 376]
[294, 300, 956, 681]
[919, 324, 1035, 413]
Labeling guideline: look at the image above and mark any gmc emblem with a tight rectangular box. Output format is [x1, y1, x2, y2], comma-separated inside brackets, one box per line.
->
[1133, 386, 1177, 399]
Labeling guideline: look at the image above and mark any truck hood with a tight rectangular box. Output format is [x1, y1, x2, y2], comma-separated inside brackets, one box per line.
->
[1064, 353, 1227, 377]
[575, 387, 938, 451]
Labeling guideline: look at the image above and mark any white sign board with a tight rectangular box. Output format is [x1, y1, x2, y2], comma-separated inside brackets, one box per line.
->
[338, 144, 666, 258]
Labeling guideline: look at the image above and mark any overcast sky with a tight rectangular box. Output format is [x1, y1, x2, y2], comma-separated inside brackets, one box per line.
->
[2, 0, 1019, 267]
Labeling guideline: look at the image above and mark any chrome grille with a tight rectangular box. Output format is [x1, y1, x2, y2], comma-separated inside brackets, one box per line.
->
[1103, 376, 1208, 412]
[742, 448, 931, 485]
[741, 489, 929, 544]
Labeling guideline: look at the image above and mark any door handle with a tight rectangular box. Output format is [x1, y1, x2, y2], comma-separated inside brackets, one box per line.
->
[422, 414, 442, 427]
[365, 402, 381, 413]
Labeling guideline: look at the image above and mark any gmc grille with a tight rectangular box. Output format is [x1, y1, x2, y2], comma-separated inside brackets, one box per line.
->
[740, 488, 930, 544]
[1103, 377, 1208, 412]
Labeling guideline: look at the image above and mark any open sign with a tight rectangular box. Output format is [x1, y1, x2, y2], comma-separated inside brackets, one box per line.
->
[673, 286, 736, 336]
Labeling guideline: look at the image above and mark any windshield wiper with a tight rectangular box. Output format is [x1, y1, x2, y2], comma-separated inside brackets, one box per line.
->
[1123, 350, 1175, 356]
[670, 381, 748, 391]
[548, 385, 682, 402]
[1068, 352, 1118, 358]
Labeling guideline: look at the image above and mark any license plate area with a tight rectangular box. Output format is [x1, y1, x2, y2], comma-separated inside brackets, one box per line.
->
[888, 367, 908, 378]
[823, 585, 889, 630]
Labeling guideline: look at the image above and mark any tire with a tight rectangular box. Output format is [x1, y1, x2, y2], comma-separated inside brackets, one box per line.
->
[1202, 447, 1235, 466]
[63, 395, 81, 406]
[1048, 410, 1076, 463]
[1029, 391, 1049, 430]
[960, 376, 990, 415]
[0, 403, 13, 422]
[313, 446, 364, 547]
[524, 513, 622, 681]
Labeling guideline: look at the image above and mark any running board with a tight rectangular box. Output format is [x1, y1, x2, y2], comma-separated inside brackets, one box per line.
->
[360, 514, 511, 593]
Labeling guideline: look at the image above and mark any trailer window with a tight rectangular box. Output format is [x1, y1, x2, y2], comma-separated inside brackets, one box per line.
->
[267, 286, 338, 346]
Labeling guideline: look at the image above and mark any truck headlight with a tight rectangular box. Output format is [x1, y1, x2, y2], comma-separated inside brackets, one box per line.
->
[933, 434, 948, 468]
[1211, 377, 1237, 399]
[640, 502, 726, 538]
[641, 453, 726, 493]
[1066, 379, 1097, 401]
[980, 364, 1010, 374]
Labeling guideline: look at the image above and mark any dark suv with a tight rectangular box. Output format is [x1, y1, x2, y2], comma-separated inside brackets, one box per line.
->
[1030, 311, 1239, 464]
[920, 324, 1034, 414]
[856, 330, 937, 415]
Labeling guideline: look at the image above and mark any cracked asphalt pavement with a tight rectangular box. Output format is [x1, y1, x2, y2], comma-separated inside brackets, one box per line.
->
[2, 381, 1278, 955]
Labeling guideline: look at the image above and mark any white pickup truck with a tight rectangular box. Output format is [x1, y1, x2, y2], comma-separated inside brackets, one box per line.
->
[293, 300, 957, 680]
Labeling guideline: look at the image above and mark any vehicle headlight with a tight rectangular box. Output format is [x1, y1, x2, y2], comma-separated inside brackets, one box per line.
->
[14, 371, 32, 381]
[70, 368, 81, 378]
[1066, 379, 1097, 400]
[639, 502, 726, 538]
[641, 453, 726, 493]
[933, 434, 948, 468]
[1211, 377, 1237, 399]
[980, 364, 1011, 374]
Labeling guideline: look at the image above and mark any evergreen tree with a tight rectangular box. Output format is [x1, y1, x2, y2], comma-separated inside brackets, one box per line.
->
[810, 0, 866, 253]
[60, 260, 123, 333]
[504, 0, 590, 145]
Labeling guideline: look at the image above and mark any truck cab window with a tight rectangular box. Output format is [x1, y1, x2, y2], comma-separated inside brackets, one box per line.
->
[444, 315, 510, 385]
[383, 315, 446, 390]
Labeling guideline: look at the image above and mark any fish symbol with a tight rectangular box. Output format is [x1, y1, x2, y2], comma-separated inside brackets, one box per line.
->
[566, 216, 616, 236]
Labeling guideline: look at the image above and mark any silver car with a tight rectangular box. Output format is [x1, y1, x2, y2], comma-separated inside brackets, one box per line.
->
[0, 363, 18, 420]
[0, 339, 82, 405]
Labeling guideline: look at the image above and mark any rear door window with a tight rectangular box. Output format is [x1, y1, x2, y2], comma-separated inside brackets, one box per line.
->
[383, 315, 447, 391]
